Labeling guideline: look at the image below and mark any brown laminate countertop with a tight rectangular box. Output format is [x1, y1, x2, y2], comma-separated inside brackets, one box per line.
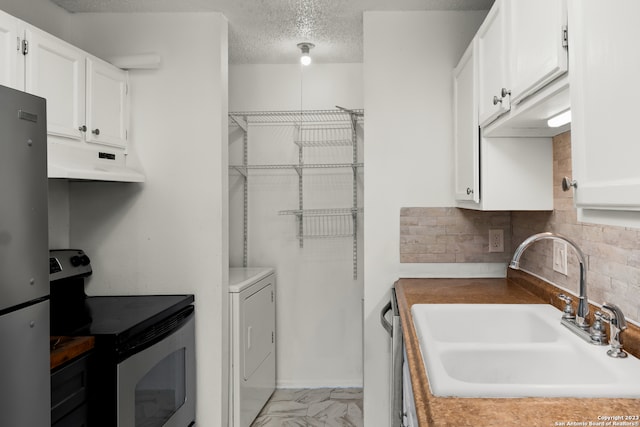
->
[50, 336, 95, 370]
[395, 275, 640, 427]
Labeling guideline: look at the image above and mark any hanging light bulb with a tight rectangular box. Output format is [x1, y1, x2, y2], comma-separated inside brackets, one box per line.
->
[297, 42, 315, 66]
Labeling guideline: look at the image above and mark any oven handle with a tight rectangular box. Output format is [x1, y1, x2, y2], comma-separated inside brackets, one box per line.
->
[380, 301, 393, 336]
[117, 305, 195, 362]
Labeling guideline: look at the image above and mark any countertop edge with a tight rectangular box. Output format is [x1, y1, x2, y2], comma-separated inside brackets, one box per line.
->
[50, 336, 95, 370]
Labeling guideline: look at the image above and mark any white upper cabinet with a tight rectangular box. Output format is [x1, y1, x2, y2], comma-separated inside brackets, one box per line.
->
[23, 25, 128, 149]
[453, 40, 479, 203]
[568, 0, 640, 213]
[509, 0, 568, 105]
[453, 34, 553, 211]
[0, 10, 22, 89]
[1, 9, 142, 182]
[476, 0, 570, 137]
[467, 136, 553, 211]
[86, 57, 128, 148]
[24, 26, 85, 141]
[477, 0, 510, 127]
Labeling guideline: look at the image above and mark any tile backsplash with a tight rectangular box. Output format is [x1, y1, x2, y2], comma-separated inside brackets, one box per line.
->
[400, 207, 511, 263]
[400, 131, 640, 324]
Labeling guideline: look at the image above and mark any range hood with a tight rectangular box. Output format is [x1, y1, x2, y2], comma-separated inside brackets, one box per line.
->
[48, 140, 145, 182]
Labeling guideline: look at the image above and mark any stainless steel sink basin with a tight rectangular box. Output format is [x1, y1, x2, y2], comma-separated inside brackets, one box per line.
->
[411, 304, 640, 398]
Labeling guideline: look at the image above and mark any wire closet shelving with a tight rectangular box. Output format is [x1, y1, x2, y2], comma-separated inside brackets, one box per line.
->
[229, 107, 364, 279]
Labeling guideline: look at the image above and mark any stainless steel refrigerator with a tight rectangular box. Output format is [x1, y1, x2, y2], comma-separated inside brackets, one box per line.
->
[0, 84, 50, 426]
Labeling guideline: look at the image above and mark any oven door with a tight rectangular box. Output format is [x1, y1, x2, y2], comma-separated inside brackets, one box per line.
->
[117, 312, 196, 427]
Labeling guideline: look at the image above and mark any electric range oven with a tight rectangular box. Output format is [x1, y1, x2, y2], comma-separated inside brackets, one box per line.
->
[49, 249, 196, 427]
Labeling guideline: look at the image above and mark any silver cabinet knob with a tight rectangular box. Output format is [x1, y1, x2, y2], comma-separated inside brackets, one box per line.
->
[466, 187, 474, 195]
[493, 96, 502, 105]
[92, 128, 100, 136]
[501, 87, 511, 98]
[562, 177, 578, 192]
[79, 125, 87, 132]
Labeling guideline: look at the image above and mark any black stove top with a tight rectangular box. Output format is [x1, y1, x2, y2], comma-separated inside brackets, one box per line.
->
[49, 250, 195, 353]
[83, 294, 194, 338]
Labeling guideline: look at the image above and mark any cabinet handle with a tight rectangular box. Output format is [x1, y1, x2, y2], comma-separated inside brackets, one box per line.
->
[493, 96, 502, 105]
[92, 128, 100, 136]
[501, 87, 511, 98]
[78, 125, 87, 132]
[466, 187, 474, 195]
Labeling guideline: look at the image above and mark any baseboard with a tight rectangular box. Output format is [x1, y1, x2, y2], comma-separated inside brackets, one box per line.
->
[276, 379, 363, 389]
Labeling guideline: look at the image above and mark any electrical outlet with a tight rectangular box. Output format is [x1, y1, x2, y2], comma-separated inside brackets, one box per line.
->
[553, 240, 568, 275]
[488, 229, 504, 253]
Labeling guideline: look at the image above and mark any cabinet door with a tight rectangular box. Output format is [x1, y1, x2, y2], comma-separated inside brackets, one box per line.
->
[453, 40, 479, 203]
[24, 26, 85, 141]
[569, 0, 640, 210]
[0, 10, 21, 89]
[85, 57, 128, 148]
[510, 0, 568, 105]
[478, 0, 509, 127]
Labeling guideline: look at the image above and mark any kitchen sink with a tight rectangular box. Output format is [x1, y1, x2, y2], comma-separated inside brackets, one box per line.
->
[411, 303, 560, 344]
[411, 304, 640, 398]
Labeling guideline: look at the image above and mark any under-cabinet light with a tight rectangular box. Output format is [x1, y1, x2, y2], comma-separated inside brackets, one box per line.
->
[297, 42, 314, 66]
[547, 110, 572, 128]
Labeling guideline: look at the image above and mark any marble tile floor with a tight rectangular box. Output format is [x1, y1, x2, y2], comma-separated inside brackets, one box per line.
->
[251, 388, 363, 427]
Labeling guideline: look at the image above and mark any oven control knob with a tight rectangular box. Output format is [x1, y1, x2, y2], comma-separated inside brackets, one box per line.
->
[79, 255, 91, 266]
[70, 255, 82, 267]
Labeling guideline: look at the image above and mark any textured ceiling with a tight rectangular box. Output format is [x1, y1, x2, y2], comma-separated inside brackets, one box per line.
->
[50, 0, 493, 64]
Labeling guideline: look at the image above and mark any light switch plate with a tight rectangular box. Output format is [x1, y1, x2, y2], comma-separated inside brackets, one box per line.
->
[553, 240, 568, 275]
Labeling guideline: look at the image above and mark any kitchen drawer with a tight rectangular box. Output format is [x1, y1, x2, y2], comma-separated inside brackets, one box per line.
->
[51, 353, 91, 425]
[52, 403, 88, 427]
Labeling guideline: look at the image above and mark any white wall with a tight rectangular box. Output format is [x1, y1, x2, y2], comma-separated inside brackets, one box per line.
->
[230, 64, 363, 111]
[48, 180, 70, 249]
[229, 63, 364, 387]
[66, 13, 229, 427]
[363, 11, 486, 426]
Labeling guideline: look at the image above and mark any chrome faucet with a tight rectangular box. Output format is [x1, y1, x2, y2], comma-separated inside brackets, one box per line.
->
[510, 232, 593, 340]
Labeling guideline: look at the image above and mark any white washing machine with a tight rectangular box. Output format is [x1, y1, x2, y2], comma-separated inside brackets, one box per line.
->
[229, 268, 276, 427]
